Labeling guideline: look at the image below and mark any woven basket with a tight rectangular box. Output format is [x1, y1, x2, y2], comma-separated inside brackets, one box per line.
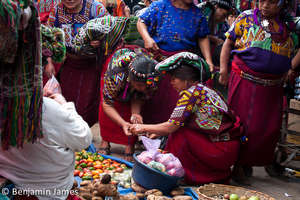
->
[196, 184, 276, 200]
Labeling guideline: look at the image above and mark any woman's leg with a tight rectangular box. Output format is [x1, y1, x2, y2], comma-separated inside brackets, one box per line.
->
[124, 144, 135, 162]
[98, 140, 111, 155]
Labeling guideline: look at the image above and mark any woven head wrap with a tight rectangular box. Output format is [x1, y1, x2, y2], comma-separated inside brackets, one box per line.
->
[155, 52, 211, 83]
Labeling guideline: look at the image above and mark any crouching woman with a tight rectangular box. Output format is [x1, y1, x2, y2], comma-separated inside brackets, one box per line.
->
[130, 52, 243, 185]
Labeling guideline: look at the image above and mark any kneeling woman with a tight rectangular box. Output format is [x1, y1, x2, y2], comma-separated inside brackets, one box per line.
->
[99, 48, 160, 161]
[130, 52, 243, 184]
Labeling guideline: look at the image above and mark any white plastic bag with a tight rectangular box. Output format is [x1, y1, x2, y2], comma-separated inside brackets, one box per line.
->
[43, 75, 61, 96]
[137, 136, 161, 164]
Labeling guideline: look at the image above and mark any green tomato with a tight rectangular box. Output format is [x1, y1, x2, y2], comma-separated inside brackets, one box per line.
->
[80, 163, 87, 168]
[248, 196, 260, 200]
[229, 194, 239, 200]
[82, 176, 92, 180]
[75, 156, 81, 161]
[99, 156, 104, 161]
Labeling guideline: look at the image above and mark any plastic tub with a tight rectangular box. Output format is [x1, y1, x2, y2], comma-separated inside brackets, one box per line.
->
[132, 153, 182, 194]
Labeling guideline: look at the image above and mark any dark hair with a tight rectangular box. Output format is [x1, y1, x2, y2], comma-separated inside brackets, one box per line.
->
[129, 55, 157, 82]
[169, 64, 204, 82]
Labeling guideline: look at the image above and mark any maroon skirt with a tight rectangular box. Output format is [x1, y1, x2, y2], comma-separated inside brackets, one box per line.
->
[166, 127, 240, 185]
[60, 55, 101, 126]
[228, 56, 284, 166]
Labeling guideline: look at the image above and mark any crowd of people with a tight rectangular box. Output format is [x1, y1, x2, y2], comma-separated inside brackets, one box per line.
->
[1, 0, 300, 199]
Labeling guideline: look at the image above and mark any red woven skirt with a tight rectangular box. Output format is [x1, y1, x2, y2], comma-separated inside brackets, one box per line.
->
[228, 56, 284, 166]
[166, 127, 240, 185]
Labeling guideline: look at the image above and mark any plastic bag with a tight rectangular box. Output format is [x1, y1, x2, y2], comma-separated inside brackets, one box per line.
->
[137, 136, 161, 164]
[43, 75, 61, 96]
[156, 153, 184, 177]
[147, 161, 166, 172]
[137, 136, 185, 177]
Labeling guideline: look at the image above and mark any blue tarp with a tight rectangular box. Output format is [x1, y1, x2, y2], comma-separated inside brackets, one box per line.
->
[76, 144, 199, 200]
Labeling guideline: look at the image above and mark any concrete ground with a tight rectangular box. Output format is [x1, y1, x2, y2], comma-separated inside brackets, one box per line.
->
[91, 123, 300, 200]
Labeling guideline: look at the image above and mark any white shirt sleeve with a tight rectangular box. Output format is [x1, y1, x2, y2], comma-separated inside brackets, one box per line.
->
[42, 97, 92, 152]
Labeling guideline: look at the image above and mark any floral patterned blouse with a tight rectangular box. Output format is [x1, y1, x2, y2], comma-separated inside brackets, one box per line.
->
[139, 0, 210, 52]
[169, 83, 236, 134]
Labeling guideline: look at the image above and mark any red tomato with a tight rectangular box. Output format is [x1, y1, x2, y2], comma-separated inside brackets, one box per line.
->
[74, 170, 80, 176]
[79, 172, 84, 178]
[79, 159, 87, 164]
[115, 167, 124, 173]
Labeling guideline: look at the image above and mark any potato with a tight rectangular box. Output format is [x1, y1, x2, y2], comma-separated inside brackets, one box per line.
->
[120, 193, 138, 200]
[147, 194, 157, 200]
[80, 192, 93, 200]
[80, 180, 92, 186]
[94, 183, 119, 197]
[92, 197, 103, 200]
[79, 187, 91, 194]
[170, 187, 185, 196]
[136, 192, 145, 198]
[172, 195, 193, 200]
[101, 174, 111, 184]
[131, 182, 147, 193]
[147, 195, 171, 200]
[145, 189, 163, 197]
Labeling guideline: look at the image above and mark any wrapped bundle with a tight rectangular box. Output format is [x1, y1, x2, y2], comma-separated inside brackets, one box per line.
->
[72, 16, 129, 55]
[41, 24, 66, 66]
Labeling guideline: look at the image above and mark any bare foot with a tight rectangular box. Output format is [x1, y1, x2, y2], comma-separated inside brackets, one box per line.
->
[97, 141, 111, 155]
[123, 145, 134, 162]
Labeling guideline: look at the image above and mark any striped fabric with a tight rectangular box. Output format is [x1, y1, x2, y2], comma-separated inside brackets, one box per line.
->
[0, 0, 43, 150]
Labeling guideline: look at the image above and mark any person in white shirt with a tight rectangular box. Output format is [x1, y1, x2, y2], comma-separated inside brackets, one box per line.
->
[0, 93, 92, 200]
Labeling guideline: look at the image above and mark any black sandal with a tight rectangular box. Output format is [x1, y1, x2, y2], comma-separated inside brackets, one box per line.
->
[97, 146, 111, 155]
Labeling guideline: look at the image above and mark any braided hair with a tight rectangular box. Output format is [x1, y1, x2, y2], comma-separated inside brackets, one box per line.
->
[129, 54, 159, 84]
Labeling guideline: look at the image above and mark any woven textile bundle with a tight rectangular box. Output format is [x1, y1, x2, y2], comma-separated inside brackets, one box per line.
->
[0, 0, 43, 150]
[72, 15, 129, 55]
[41, 24, 66, 65]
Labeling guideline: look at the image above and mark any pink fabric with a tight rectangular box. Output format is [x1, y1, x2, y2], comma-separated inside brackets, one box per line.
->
[60, 56, 101, 126]
[166, 127, 240, 185]
[228, 56, 284, 166]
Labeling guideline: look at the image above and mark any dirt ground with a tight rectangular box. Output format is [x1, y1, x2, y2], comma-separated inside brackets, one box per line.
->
[91, 123, 300, 200]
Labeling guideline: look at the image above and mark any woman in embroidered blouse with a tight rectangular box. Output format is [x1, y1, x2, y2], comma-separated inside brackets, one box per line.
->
[129, 52, 242, 185]
[47, 0, 108, 126]
[99, 48, 160, 161]
[219, 0, 299, 182]
[136, 0, 216, 132]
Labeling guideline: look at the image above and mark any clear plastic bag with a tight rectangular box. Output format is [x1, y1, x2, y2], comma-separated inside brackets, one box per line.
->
[137, 136, 161, 164]
[137, 136, 185, 177]
[43, 75, 61, 96]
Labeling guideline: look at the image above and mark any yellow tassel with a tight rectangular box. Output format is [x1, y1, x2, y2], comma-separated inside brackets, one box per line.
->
[105, 41, 108, 56]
